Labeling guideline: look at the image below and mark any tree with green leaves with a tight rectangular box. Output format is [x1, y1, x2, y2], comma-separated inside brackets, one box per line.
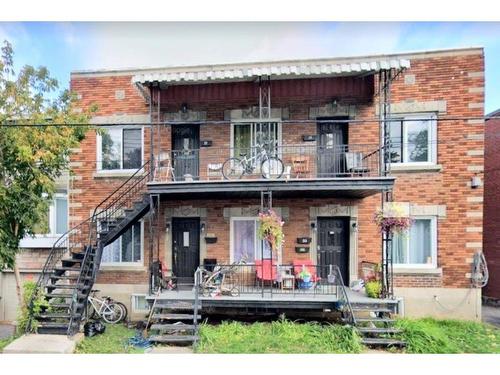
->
[0, 40, 95, 304]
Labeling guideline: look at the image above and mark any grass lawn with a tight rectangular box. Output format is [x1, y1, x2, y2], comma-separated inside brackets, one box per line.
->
[197, 320, 364, 353]
[0, 336, 17, 353]
[75, 324, 145, 354]
[71, 318, 500, 354]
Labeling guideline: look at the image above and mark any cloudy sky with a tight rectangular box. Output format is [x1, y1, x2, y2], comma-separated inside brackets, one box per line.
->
[0, 22, 498, 113]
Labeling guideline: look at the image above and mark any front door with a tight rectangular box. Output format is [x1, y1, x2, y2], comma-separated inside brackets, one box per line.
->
[172, 125, 200, 181]
[172, 218, 200, 283]
[317, 217, 349, 284]
[317, 119, 347, 177]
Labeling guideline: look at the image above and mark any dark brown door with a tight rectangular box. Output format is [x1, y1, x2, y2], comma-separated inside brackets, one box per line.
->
[172, 218, 200, 282]
[317, 119, 347, 177]
[172, 125, 200, 181]
[317, 217, 349, 284]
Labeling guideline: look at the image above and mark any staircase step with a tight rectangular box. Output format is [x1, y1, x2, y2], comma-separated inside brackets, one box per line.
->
[352, 307, 393, 313]
[54, 266, 82, 273]
[36, 313, 80, 319]
[357, 327, 402, 334]
[361, 338, 406, 346]
[61, 259, 83, 267]
[149, 335, 198, 343]
[48, 284, 78, 290]
[156, 301, 201, 310]
[355, 318, 395, 323]
[152, 313, 201, 320]
[150, 323, 196, 332]
[48, 303, 71, 308]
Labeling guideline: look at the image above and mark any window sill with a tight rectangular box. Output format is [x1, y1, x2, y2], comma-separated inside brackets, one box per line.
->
[390, 164, 442, 173]
[100, 264, 146, 272]
[93, 170, 141, 179]
[19, 235, 61, 248]
[393, 267, 442, 276]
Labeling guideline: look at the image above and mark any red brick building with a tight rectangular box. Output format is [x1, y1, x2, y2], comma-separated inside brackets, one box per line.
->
[484, 109, 500, 301]
[62, 47, 485, 320]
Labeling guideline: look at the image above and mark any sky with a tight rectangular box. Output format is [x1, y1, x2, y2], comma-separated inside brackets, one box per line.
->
[0, 22, 498, 113]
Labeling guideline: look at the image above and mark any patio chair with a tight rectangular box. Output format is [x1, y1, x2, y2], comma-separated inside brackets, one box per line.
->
[255, 259, 278, 286]
[207, 163, 223, 180]
[345, 151, 369, 176]
[155, 152, 175, 182]
[292, 156, 311, 178]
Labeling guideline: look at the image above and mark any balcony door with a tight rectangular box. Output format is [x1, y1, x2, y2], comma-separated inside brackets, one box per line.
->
[317, 119, 348, 177]
[172, 124, 199, 180]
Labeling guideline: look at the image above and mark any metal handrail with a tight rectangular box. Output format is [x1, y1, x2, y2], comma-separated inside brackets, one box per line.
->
[331, 264, 356, 325]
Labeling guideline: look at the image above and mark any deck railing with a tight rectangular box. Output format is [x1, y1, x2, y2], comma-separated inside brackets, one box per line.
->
[152, 143, 381, 183]
[197, 262, 351, 300]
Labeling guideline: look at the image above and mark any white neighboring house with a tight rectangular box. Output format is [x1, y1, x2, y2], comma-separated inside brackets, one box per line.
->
[0, 172, 68, 323]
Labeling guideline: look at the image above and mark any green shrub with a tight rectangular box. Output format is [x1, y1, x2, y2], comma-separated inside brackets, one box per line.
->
[365, 280, 381, 298]
[16, 280, 51, 333]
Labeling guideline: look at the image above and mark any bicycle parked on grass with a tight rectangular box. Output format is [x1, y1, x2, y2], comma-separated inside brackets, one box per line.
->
[85, 289, 127, 324]
[222, 142, 284, 180]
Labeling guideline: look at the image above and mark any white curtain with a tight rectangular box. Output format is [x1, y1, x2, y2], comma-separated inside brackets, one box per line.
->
[409, 220, 431, 264]
[233, 220, 256, 262]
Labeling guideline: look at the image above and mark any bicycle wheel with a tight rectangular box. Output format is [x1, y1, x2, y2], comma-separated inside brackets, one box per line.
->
[115, 302, 128, 322]
[222, 158, 244, 180]
[101, 302, 125, 324]
[261, 156, 284, 179]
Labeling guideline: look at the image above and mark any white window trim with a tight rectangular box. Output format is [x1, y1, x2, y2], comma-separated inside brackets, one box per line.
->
[229, 119, 282, 159]
[96, 125, 144, 173]
[230, 216, 281, 264]
[389, 113, 437, 166]
[131, 294, 150, 312]
[101, 221, 144, 266]
[393, 216, 438, 269]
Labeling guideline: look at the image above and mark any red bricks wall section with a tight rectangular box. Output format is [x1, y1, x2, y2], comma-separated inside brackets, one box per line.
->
[484, 117, 500, 299]
[69, 50, 484, 290]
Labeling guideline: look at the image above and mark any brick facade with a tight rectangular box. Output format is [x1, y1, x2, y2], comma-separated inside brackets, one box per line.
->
[69, 48, 484, 295]
[484, 113, 500, 299]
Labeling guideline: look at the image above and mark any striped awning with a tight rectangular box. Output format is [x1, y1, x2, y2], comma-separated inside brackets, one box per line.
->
[132, 57, 410, 85]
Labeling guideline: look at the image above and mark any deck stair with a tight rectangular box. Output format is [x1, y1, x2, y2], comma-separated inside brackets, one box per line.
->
[351, 300, 406, 348]
[147, 298, 201, 346]
[27, 161, 153, 336]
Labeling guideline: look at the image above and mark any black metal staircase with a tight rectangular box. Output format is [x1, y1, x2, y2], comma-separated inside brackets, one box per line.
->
[27, 160, 153, 335]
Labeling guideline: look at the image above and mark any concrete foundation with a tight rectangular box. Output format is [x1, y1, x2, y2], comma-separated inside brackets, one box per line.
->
[3, 334, 81, 354]
[394, 287, 482, 321]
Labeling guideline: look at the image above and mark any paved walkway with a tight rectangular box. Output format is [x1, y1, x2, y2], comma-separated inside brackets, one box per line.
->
[2, 334, 76, 354]
[482, 304, 500, 327]
[0, 324, 15, 340]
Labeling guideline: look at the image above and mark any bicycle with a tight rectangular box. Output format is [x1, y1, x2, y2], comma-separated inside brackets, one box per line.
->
[85, 289, 126, 324]
[222, 142, 284, 180]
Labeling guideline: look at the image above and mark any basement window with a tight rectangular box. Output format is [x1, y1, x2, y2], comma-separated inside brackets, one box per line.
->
[102, 222, 143, 264]
[131, 294, 149, 312]
[97, 127, 143, 171]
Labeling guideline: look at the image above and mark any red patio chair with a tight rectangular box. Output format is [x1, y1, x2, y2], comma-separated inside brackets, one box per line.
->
[255, 259, 278, 283]
[292, 259, 321, 282]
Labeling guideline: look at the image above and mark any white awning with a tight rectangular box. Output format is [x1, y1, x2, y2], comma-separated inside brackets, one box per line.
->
[131, 57, 410, 85]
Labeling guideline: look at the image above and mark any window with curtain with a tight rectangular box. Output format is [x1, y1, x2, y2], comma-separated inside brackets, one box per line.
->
[232, 218, 272, 263]
[393, 218, 436, 267]
[102, 222, 142, 264]
[99, 127, 142, 170]
[388, 115, 436, 164]
[34, 194, 68, 236]
[233, 122, 280, 162]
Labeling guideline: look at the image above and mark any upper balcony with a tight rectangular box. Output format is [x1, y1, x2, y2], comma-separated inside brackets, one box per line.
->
[147, 143, 394, 199]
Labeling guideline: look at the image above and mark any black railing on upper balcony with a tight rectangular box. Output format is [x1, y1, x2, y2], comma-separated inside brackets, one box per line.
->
[152, 143, 381, 183]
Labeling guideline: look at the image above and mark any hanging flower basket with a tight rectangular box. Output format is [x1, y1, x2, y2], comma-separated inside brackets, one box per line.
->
[374, 203, 413, 235]
[258, 209, 285, 251]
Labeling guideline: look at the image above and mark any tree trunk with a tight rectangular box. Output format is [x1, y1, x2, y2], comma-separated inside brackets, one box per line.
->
[14, 262, 24, 307]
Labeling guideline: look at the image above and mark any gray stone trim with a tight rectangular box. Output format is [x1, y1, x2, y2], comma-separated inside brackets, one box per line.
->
[163, 110, 207, 122]
[91, 114, 150, 125]
[387, 202, 447, 218]
[165, 206, 208, 219]
[222, 206, 289, 221]
[309, 103, 356, 119]
[376, 100, 446, 115]
[468, 102, 484, 109]
[468, 87, 484, 93]
[309, 204, 358, 218]
[465, 134, 484, 141]
[224, 107, 289, 121]
[467, 71, 484, 78]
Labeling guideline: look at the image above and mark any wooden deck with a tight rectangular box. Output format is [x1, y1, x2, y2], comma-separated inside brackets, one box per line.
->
[147, 288, 398, 311]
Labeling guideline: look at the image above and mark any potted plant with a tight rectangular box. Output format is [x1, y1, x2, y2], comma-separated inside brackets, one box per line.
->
[298, 266, 313, 289]
[257, 209, 285, 251]
[373, 203, 413, 235]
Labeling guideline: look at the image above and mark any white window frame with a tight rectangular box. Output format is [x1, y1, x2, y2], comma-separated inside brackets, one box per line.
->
[230, 216, 276, 264]
[101, 221, 144, 266]
[96, 126, 144, 172]
[393, 216, 438, 269]
[49, 193, 69, 236]
[230, 119, 282, 159]
[389, 113, 437, 166]
[131, 294, 150, 313]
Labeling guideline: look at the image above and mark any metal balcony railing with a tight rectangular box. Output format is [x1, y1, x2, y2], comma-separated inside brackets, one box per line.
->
[152, 144, 381, 183]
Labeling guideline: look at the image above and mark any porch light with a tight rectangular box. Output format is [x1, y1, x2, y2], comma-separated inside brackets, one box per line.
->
[166, 223, 170, 233]
[181, 103, 188, 113]
[351, 222, 358, 232]
[310, 222, 316, 231]
[200, 223, 206, 232]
